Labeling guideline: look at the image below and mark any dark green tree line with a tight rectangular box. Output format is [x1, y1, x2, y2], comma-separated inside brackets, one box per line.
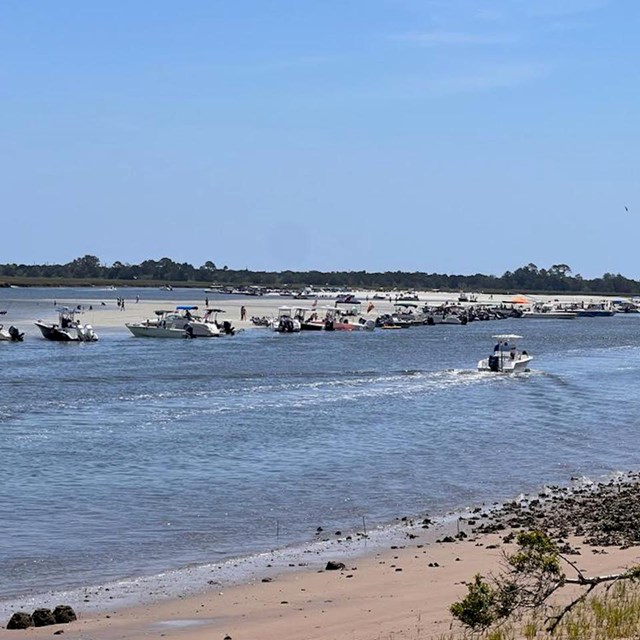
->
[0, 256, 638, 294]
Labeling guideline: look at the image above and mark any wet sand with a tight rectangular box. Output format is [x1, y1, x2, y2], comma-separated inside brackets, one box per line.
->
[3, 478, 640, 639]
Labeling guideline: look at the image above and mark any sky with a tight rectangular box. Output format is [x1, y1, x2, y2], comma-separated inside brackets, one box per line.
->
[1, 0, 638, 277]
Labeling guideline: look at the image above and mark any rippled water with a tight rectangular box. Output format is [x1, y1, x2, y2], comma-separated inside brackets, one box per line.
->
[2, 288, 640, 601]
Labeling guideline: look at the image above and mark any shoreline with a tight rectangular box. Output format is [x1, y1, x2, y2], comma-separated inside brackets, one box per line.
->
[2, 471, 637, 637]
[2, 287, 633, 336]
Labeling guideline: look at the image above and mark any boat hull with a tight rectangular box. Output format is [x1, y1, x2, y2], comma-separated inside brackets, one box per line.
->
[300, 321, 325, 331]
[35, 322, 98, 342]
[521, 312, 577, 319]
[576, 310, 615, 317]
[126, 324, 187, 338]
[478, 354, 533, 373]
[272, 318, 301, 332]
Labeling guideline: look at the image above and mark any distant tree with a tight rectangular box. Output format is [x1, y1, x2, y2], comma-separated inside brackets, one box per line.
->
[549, 263, 572, 277]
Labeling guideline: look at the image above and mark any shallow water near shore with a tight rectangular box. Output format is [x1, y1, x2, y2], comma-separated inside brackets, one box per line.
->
[2, 288, 640, 611]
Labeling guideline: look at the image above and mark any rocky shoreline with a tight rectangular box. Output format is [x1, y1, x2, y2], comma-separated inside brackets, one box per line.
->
[471, 472, 640, 550]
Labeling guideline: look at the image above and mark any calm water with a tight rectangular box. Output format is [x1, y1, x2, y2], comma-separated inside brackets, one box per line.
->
[1, 288, 640, 602]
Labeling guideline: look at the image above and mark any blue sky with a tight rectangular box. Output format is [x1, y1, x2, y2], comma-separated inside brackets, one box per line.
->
[1, 0, 638, 277]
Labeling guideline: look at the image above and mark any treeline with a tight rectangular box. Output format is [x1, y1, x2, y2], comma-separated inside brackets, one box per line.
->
[0, 256, 638, 294]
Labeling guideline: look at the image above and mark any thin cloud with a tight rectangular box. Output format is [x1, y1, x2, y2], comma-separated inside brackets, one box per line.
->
[430, 61, 548, 95]
[390, 30, 517, 46]
[525, 0, 608, 18]
[327, 61, 550, 105]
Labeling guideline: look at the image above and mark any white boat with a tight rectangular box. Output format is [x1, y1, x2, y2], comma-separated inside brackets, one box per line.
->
[126, 306, 226, 338]
[522, 305, 577, 319]
[271, 307, 301, 333]
[0, 324, 24, 342]
[35, 308, 98, 342]
[478, 334, 532, 373]
[293, 306, 326, 331]
[576, 304, 616, 317]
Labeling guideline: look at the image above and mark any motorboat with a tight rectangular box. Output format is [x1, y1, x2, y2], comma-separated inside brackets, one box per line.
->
[440, 314, 467, 325]
[478, 334, 532, 373]
[522, 305, 577, 319]
[335, 294, 361, 305]
[293, 307, 325, 331]
[613, 301, 640, 313]
[392, 303, 427, 326]
[325, 308, 375, 331]
[332, 317, 375, 331]
[126, 306, 226, 338]
[576, 304, 616, 317]
[271, 307, 301, 333]
[422, 305, 467, 325]
[0, 324, 24, 342]
[35, 308, 98, 342]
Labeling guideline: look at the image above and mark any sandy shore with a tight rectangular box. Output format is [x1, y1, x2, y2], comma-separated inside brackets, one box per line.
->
[2, 524, 639, 639]
[4, 478, 640, 639]
[7, 288, 627, 336]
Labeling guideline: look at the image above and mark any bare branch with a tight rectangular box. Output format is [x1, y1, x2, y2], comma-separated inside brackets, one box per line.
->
[546, 582, 596, 633]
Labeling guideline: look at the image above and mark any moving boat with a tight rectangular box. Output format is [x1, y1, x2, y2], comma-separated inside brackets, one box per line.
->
[0, 324, 24, 342]
[478, 334, 532, 373]
[35, 308, 98, 342]
[126, 306, 226, 338]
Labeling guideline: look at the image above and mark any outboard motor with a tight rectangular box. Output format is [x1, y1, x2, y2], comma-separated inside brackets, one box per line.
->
[184, 324, 194, 339]
[84, 325, 97, 341]
[222, 320, 234, 335]
[488, 355, 501, 372]
[8, 326, 24, 342]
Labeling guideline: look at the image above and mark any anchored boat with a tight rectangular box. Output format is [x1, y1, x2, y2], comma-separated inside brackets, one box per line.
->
[126, 306, 229, 338]
[0, 324, 24, 342]
[35, 308, 98, 342]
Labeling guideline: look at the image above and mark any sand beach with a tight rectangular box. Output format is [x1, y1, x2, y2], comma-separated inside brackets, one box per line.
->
[3, 477, 640, 639]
